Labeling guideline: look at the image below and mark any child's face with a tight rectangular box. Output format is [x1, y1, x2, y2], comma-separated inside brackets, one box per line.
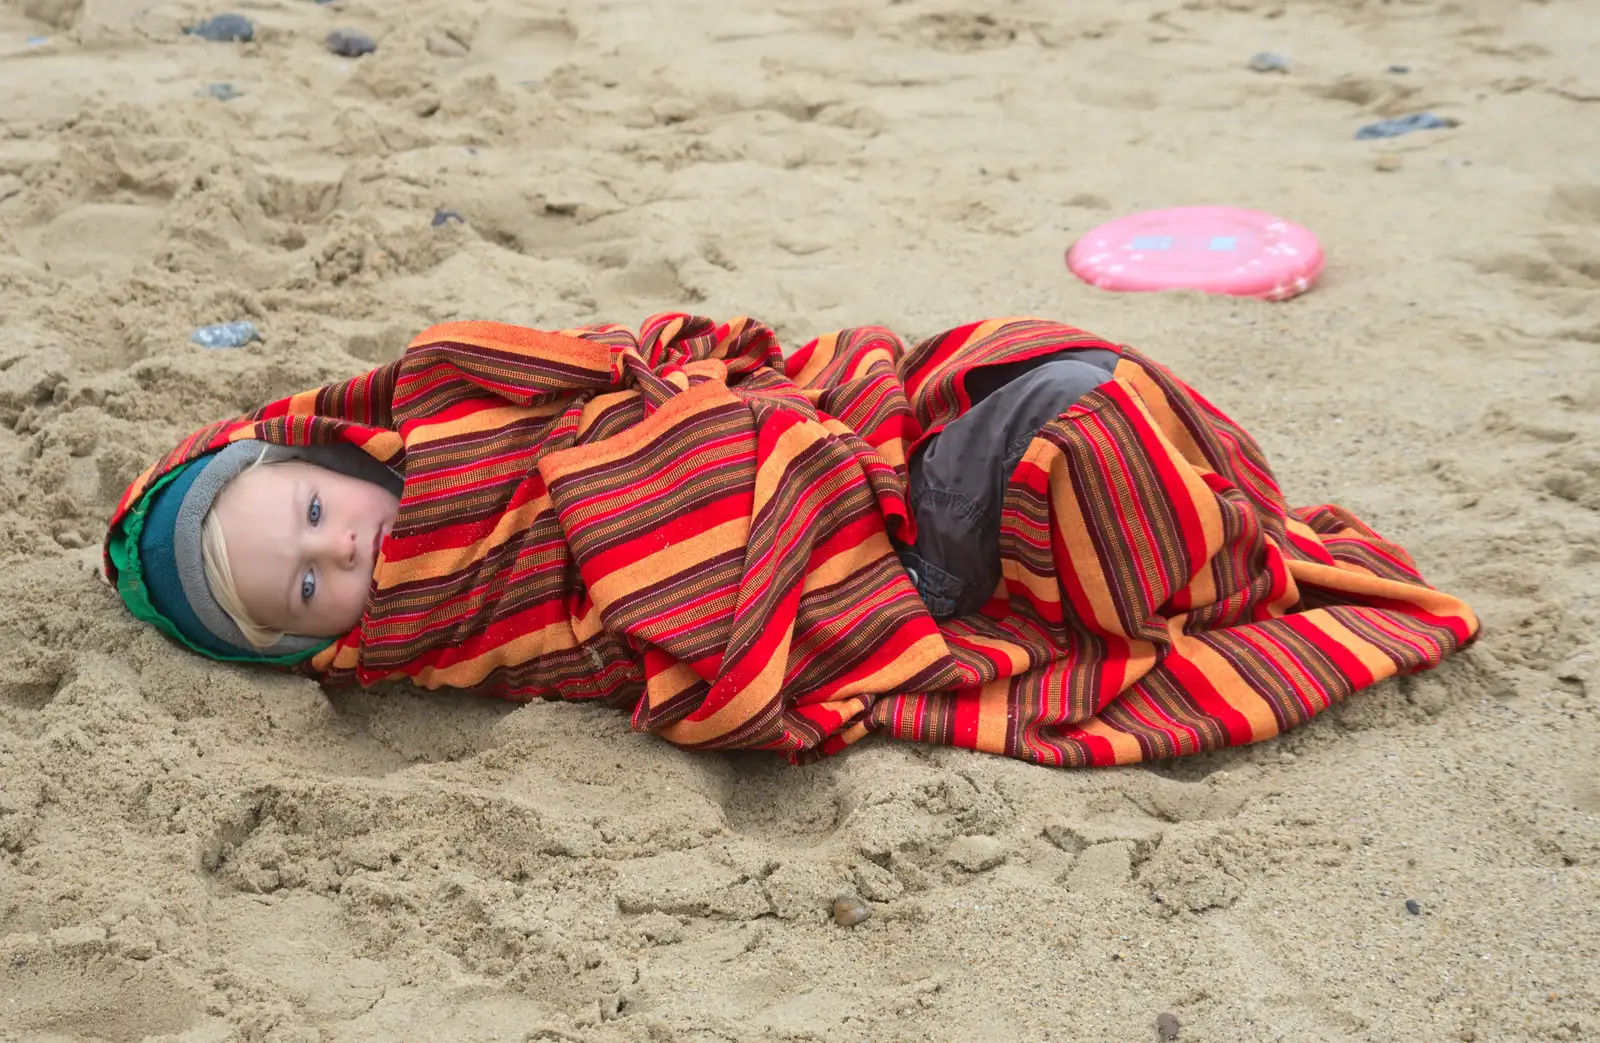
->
[211, 460, 400, 638]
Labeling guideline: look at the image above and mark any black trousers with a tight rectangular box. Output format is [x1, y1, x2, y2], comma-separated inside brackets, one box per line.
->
[894, 349, 1120, 619]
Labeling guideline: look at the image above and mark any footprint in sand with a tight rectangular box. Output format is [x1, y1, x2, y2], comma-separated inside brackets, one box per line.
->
[1470, 233, 1600, 291]
[0, 937, 203, 1041]
[13, 202, 165, 280]
[717, 752, 842, 848]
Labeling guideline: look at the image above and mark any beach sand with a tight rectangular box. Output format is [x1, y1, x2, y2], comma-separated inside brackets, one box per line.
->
[1, 0, 1597, 1039]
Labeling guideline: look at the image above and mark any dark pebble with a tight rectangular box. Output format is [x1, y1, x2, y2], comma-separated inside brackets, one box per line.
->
[325, 28, 377, 58]
[1157, 1012, 1181, 1039]
[197, 82, 240, 102]
[431, 209, 465, 228]
[1406, 898, 1422, 915]
[1355, 112, 1458, 140]
[1389, 63, 1412, 74]
[184, 14, 254, 43]
[190, 321, 262, 349]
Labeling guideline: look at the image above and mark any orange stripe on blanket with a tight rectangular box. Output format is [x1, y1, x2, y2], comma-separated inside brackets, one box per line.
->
[381, 494, 553, 584]
[408, 321, 617, 368]
[954, 630, 1034, 677]
[1042, 442, 1124, 636]
[1072, 716, 1146, 765]
[973, 679, 1014, 755]
[804, 526, 900, 593]
[539, 380, 740, 480]
[1163, 619, 1283, 744]
[410, 618, 579, 690]
[1112, 360, 1208, 466]
[1289, 559, 1479, 630]
[352, 429, 404, 461]
[1297, 609, 1402, 686]
[645, 656, 703, 711]
[283, 389, 323, 418]
[808, 631, 949, 706]
[787, 331, 839, 387]
[1128, 393, 1226, 611]
[753, 414, 829, 516]
[407, 403, 563, 446]
[589, 517, 749, 607]
[574, 390, 642, 438]
[659, 629, 789, 746]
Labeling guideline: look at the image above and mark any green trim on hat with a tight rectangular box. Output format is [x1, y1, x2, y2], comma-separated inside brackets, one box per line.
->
[108, 463, 329, 667]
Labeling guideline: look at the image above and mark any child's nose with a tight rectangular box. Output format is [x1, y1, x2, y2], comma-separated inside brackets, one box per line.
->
[315, 528, 359, 569]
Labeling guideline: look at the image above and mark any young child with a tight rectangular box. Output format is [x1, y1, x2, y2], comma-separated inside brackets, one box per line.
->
[104, 313, 1478, 767]
[112, 439, 403, 662]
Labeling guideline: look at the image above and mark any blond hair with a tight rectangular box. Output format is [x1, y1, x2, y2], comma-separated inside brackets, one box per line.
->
[199, 449, 287, 650]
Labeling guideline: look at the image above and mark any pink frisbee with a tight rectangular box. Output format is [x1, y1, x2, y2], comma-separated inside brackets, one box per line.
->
[1066, 207, 1324, 301]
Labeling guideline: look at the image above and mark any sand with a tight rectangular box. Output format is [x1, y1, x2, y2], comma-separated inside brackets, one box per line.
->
[1, 0, 1596, 1040]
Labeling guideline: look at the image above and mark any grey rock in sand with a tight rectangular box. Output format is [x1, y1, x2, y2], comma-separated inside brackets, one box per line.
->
[184, 15, 254, 43]
[1356, 112, 1459, 140]
[325, 29, 377, 58]
[1247, 51, 1289, 73]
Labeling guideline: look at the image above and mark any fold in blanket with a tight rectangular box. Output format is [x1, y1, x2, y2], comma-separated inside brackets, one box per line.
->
[105, 314, 1479, 766]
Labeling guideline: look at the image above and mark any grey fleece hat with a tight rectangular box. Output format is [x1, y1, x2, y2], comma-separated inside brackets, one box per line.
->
[136, 439, 403, 661]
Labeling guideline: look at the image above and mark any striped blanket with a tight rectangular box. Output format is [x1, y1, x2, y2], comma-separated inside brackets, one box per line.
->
[105, 314, 1478, 766]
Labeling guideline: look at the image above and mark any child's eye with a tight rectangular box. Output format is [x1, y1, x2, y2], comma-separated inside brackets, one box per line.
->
[300, 570, 316, 602]
[308, 495, 322, 526]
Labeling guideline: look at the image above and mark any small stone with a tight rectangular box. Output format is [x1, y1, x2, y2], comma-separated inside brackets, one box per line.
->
[1247, 51, 1289, 73]
[946, 834, 1006, 873]
[832, 893, 871, 927]
[190, 321, 262, 349]
[1157, 1012, 1181, 1039]
[325, 28, 377, 58]
[1389, 63, 1411, 74]
[197, 82, 240, 102]
[184, 14, 254, 43]
[431, 208, 465, 228]
[1375, 153, 1403, 173]
[1277, 751, 1297, 763]
[1405, 898, 1422, 915]
[56, 530, 85, 549]
[1355, 112, 1459, 140]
